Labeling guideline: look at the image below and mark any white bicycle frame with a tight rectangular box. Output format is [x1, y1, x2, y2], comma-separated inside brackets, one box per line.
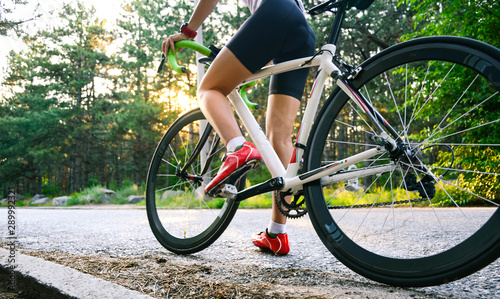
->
[227, 44, 395, 193]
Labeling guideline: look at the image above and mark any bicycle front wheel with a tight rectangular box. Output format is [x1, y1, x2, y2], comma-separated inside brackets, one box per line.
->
[304, 36, 500, 286]
[146, 108, 240, 254]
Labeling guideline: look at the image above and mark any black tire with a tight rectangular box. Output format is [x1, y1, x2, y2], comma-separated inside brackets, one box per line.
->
[304, 36, 500, 286]
[146, 108, 240, 254]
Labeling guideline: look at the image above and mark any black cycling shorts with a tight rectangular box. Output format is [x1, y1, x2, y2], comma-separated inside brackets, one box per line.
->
[226, 0, 316, 101]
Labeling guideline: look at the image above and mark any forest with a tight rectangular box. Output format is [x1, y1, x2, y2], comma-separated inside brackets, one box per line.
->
[0, 0, 499, 198]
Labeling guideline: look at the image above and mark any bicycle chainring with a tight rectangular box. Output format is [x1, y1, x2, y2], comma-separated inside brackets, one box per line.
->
[275, 190, 308, 219]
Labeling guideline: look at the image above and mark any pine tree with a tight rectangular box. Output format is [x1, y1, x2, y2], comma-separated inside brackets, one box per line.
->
[1, 1, 113, 194]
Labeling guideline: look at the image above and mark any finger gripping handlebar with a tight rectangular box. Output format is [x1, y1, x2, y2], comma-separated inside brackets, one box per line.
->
[158, 40, 211, 74]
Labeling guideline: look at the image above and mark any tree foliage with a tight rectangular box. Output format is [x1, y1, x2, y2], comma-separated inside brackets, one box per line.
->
[0, 0, 39, 36]
[404, 0, 500, 47]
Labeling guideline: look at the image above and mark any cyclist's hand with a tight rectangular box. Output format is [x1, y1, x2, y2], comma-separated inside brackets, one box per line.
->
[162, 33, 190, 56]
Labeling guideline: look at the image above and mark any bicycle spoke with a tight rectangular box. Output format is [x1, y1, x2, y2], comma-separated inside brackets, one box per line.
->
[403, 155, 449, 240]
[417, 90, 497, 149]
[347, 100, 376, 134]
[427, 74, 480, 140]
[167, 145, 180, 166]
[334, 119, 375, 136]
[406, 63, 456, 132]
[154, 180, 186, 194]
[384, 72, 405, 132]
[352, 173, 392, 241]
[156, 174, 180, 177]
[336, 171, 384, 223]
[398, 166, 425, 255]
[406, 61, 432, 127]
[428, 119, 500, 144]
[425, 165, 500, 177]
[425, 79, 492, 140]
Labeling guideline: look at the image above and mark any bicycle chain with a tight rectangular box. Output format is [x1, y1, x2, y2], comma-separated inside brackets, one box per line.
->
[327, 197, 430, 210]
[277, 191, 430, 218]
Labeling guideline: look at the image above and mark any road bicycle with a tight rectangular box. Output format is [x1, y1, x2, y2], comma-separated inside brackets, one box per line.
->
[146, 0, 500, 287]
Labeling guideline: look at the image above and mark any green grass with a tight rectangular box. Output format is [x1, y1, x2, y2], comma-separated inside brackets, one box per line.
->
[68, 185, 114, 205]
[150, 191, 273, 209]
[67, 184, 146, 206]
[114, 184, 145, 204]
[239, 192, 273, 208]
[324, 185, 421, 207]
[323, 180, 499, 208]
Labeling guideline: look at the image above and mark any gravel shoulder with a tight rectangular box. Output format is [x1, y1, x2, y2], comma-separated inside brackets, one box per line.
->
[15, 249, 439, 299]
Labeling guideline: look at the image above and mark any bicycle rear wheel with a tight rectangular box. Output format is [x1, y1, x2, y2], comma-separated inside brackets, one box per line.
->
[146, 108, 240, 254]
[304, 36, 500, 286]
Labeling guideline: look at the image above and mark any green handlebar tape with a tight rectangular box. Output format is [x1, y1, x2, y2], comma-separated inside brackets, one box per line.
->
[240, 81, 259, 110]
[168, 49, 185, 74]
[174, 40, 211, 56]
[167, 40, 211, 74]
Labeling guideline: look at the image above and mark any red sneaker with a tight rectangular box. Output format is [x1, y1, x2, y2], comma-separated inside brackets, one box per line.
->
[204, 142, 261, 196]
[251, 230, 290, 255]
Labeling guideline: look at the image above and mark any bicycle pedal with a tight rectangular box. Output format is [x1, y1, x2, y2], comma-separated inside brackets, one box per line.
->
[207, 162, 258, 198]
[215, 184, 238, 199]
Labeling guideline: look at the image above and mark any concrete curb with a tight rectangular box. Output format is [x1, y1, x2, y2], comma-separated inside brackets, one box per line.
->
[0, 248, 153, 298]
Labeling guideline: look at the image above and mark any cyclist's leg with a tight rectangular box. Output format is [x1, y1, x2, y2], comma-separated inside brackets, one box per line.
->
[266, 25, 315, 225]
[199, 0, 305, 196]
[198, 47, 252, 146]
[249, 0, 314, 244]
[199, 47, 264, 196]
[266, 94, 300, 225]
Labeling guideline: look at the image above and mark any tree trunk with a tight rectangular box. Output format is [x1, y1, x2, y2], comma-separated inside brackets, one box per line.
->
[83, 129, 92, 189]
[36, 166, 42, 194]
[73, 134, 84, 192]
[114, 151, 121, 189]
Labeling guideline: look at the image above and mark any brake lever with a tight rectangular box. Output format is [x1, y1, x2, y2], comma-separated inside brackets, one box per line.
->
[157, 54, 166, 74]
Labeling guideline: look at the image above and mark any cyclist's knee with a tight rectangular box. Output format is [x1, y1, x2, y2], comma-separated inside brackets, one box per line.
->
[197, 86, 229, 105]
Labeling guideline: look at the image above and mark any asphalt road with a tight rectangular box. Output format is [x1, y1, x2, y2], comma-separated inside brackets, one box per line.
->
[1, 207, 499, 298]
